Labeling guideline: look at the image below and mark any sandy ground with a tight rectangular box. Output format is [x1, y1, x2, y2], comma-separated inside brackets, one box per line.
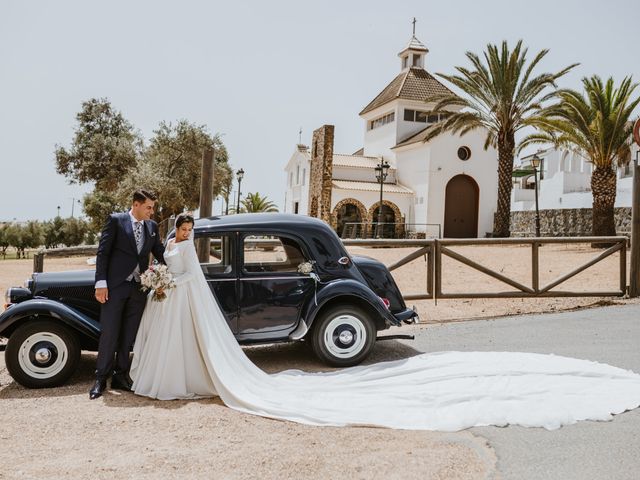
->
[0, 244, 637, 479]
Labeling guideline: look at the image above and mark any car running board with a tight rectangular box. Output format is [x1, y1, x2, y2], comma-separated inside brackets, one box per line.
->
[376, 334, 415, 341]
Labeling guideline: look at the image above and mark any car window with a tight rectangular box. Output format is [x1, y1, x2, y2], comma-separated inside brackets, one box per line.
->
[197, 234, 234, 276]
[242, 234, 306, 274]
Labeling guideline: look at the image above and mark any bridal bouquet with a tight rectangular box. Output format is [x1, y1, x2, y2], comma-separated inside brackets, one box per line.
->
[140, 264, 176, 301]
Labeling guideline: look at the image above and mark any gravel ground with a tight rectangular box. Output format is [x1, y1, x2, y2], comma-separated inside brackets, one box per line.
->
[0, 244, 637, 479]
[0, 339, 497, 480]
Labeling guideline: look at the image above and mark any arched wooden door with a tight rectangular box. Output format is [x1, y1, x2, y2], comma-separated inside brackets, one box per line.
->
[443, 175, 479, 238]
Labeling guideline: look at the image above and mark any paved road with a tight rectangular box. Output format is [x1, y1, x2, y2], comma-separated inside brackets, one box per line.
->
[397, 304, 640, 480]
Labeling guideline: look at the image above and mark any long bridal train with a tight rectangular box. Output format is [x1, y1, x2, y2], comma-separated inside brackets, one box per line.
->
[131, 239, 640, 431]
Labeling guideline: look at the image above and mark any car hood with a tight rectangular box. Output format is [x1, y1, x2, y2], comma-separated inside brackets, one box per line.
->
[33, 270, 95, 293]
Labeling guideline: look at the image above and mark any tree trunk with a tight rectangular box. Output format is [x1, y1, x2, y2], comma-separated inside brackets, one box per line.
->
[591, 166, 617, 246]
[493, 132, 515, 238]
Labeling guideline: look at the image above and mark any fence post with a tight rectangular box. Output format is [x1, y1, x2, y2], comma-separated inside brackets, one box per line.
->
[33, 252, 44, 273]
[532, 241, 539, 293]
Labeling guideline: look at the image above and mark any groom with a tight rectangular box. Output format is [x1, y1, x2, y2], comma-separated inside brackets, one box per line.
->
[90, 189, 165, 399]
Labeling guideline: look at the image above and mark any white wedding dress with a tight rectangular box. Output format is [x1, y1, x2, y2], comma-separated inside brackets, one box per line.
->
[130, 238, 640, 431]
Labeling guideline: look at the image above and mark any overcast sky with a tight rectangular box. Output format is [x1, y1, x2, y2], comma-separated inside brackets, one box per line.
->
[1, 0, 639, 221]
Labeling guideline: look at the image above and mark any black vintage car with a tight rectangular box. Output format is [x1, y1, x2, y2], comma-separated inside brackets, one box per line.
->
[1, 213, 418, 388]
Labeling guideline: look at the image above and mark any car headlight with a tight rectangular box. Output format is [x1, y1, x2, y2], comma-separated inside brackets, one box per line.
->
[4, 288, 13, 310]
[4, 287, 32, 306]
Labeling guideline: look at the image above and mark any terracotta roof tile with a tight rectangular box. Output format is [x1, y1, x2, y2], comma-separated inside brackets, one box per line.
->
[359, 67, 454, 116]
[332, 154, 395, 170]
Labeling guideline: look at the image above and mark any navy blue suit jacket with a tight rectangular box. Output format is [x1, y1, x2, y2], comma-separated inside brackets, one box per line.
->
[95, 212, 165, 289]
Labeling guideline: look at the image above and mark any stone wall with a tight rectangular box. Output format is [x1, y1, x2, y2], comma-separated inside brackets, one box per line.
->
[307, 125, 334, 223]
[510, 207, 632, 237]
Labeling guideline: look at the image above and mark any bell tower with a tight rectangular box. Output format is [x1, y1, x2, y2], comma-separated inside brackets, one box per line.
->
[398, 18, 428, 71]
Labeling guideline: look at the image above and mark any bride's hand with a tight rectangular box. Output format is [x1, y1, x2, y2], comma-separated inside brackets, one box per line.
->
[156, 287, 165, 296]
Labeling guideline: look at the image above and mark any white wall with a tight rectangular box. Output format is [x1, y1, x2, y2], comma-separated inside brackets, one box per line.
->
[392, 147, 428, 226]
[427, 130, 498, 236]
[332, 165, 397, 183]
[362, 106, 398, 159]
[283, 148, 310, 214]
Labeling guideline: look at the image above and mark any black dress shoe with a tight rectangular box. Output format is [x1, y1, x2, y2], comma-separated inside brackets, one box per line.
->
[111, 373, 133, 392]
[89, 379, 107, 399]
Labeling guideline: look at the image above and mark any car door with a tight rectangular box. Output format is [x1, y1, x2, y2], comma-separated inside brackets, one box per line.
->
[196, 232, 239, 333]
[237, 233, 315, 336]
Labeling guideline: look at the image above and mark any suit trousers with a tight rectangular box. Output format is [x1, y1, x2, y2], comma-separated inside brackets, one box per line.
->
[95, 280, 148, 379]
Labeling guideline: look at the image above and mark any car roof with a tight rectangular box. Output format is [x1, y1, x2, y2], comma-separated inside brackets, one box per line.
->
[193, 213, 328, 231]
[186, 213, 349, 271]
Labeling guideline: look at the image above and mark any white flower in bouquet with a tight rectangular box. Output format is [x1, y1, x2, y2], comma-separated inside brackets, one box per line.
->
[140, 264, 176, 301]
[297, 260, 316, 275]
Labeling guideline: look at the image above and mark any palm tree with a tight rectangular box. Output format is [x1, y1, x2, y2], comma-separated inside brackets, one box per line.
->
[523, 75, 639, 237]
[240, 192, 279, 213]
[425, 40, 577, 237]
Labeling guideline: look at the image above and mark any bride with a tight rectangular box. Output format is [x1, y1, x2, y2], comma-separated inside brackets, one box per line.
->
[130, 213, 640, 431]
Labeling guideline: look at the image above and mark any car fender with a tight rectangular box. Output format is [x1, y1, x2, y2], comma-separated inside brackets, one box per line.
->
[302, 279, 401, 328]
[0, 299, 100, 340]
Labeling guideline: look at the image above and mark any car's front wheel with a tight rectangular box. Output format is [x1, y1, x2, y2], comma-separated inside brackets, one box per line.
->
[311, 306, 376, 367]
[5, 320, 80, 388]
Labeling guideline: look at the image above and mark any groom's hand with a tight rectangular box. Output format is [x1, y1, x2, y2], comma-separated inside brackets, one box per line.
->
[95, 288, 109, 303]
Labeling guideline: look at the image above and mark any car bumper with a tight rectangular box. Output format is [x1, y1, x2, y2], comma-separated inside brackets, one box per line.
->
[393, 307, 419, 324]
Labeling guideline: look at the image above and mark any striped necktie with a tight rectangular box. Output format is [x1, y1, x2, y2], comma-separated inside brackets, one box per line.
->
[134, 221, 144, 253]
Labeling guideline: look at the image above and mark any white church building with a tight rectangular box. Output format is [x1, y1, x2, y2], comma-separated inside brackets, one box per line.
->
[284, 32, 499, 238]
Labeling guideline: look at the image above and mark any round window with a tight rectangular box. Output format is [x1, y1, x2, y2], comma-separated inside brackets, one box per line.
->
[457, 146, 471, 161]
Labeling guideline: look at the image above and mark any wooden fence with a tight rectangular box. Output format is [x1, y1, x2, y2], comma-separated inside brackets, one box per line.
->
[343, 237, 628, 300]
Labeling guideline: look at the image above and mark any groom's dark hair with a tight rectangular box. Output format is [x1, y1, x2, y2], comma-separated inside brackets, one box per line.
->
[132, 189, 157, 204]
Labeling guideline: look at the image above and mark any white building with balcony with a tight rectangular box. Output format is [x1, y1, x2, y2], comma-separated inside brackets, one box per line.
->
[511, 145, 637, 211]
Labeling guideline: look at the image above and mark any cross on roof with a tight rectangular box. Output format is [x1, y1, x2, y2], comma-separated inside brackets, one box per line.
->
[412, 17, 417, 35]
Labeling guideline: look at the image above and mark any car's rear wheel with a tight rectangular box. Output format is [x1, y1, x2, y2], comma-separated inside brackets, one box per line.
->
[5, 320, 80, 388]
[311, 306, 376, 367]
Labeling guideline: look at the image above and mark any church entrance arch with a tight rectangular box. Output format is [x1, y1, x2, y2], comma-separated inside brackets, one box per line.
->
[332, 198, 368, 238]
[443, 174, 479, 238]
[369, 200, 403, 238]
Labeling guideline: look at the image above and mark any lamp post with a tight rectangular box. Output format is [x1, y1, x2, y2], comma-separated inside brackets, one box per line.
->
[530, 153, 542, 237]
[56, 205, 61, 218]
[374, 159, 391, 238]
[235, 168, 245, 213]
[70, 198, 81, 218]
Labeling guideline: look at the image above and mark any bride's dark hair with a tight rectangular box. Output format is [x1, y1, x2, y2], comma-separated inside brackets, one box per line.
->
[175, 212, 195, 229]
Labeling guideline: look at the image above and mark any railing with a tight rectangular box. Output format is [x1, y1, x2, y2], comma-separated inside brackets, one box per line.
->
[341, 222, 442, 239]
[343, 236, 628, 300]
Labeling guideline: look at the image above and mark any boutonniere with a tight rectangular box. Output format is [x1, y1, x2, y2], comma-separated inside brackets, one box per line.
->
[151, 231, 156, 237]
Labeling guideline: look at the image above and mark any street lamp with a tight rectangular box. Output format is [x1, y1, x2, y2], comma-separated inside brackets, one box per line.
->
[374, 159, 391, 238]
[71, 198, 81, 218]
[530, 153, 542, 237]
[235, 168, 245, 213]
[56, 205, 61, 218]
